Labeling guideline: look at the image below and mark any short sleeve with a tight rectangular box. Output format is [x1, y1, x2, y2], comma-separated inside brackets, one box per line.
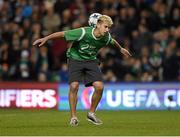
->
[106, 33, 115, 46]
[64, 28, 85, 41]
[108, 38, 115, 46]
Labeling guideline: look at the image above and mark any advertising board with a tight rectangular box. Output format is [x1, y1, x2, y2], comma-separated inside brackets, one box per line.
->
[58, 83, 180, 110]
[0, 82, 58, 108]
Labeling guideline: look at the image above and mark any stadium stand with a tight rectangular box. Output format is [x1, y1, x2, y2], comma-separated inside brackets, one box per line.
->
[0, 0, 179, 82]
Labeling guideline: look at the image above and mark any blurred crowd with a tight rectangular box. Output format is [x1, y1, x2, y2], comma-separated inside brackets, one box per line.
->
[0, 0, 180, 82]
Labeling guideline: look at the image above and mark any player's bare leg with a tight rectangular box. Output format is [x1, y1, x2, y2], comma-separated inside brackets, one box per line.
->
[90, 81, 104, 112]
[87, 81, 103, 125]
[69, 81, 79, 126]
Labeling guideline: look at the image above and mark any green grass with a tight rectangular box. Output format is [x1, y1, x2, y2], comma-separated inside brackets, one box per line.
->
[0, 109, 180, 136]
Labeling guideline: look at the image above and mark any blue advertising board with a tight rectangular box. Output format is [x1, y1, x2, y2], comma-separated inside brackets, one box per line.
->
[58, 83, 180, 110]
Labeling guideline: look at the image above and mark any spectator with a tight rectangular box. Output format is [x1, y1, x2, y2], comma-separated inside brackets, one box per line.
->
[0, 0, 179, 82]
[43, 6, 61, 35]
[59, 63, 68, 82]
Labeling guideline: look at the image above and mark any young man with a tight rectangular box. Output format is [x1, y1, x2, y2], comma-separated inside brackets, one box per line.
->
[33, 15, 131, 126]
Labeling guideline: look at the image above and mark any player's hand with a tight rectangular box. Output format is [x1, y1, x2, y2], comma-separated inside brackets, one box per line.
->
[120, 48, 132, 58]
[33, 38, 47, 47]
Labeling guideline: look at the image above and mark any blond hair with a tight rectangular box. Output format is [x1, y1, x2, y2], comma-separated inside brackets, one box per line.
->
[98, 15, 113, 27]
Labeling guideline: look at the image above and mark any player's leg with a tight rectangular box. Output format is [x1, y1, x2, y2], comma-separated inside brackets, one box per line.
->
[86, 81, 103, 125]
[83, 60, 104, 125]
[69, 82, 79, 118]
[67, 58, 83, 126]
[90, 81, 104, 113]
[69, 81, 79, 126]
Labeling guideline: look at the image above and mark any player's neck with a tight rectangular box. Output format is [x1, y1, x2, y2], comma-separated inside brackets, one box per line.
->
[93, 28, 102, 38]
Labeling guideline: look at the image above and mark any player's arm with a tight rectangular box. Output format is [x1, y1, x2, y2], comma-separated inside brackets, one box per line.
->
[33, 31, 65, 47]
[112, 38, 132, 58]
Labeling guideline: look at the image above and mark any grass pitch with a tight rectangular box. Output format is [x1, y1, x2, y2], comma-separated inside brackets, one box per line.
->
[0, 109, 180, 136]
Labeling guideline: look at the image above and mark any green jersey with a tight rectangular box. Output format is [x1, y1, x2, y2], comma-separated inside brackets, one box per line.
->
[64, 27, 114, 60]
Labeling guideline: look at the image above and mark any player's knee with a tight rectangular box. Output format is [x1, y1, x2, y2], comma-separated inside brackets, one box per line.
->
[93, 82, 104, 92]
[70, 82, 79, 92]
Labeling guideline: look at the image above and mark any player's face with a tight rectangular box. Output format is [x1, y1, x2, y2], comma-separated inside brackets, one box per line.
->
[97, 22, 110, 36]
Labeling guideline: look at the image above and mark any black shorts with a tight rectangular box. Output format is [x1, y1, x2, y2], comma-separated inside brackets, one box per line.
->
[67, 58, 103, 87]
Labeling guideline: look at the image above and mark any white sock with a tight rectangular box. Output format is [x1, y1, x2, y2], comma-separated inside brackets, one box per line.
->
[88, 112, 94, 115]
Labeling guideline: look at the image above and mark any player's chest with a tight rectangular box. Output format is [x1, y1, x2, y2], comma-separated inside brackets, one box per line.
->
[81, 36, 106, 48]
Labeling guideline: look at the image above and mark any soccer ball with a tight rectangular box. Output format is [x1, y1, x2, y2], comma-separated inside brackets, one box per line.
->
[88, 13, 102, 28]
